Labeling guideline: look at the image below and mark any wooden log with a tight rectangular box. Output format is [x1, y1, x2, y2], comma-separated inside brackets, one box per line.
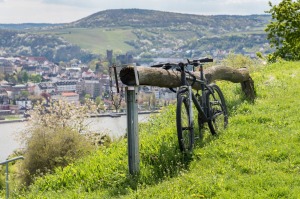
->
[120, 65, 255, 101]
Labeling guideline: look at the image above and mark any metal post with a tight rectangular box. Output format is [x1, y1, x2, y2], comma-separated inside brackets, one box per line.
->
[5, 162, 8, 199]
[0, 156, 24, 199]
[126, 86, 139, 174]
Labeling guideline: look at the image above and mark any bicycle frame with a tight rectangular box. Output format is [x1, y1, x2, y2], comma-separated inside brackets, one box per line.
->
[178, 63, 211, 123]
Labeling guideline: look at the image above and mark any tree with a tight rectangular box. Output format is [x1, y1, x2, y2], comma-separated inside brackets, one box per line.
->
[111, 93, 122, 112]
[95, 96, 105, 113]
[19, 99, 97, 185]
[0, 72, 4, 81]
[29, 74, 42, 83]
[22, 71, 29, 83]
[265, 0, 300, 61]
[19, 90, 29, 100]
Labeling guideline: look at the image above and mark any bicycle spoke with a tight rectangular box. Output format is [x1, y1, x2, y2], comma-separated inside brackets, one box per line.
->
[207, 84, 228, 135]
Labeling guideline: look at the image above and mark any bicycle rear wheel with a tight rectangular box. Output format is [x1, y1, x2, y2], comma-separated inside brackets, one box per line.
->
[176, 90, 194, 152]
[207, 84, 228, 135]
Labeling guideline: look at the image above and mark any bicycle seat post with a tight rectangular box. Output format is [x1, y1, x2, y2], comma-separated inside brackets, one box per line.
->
[179, 62, 186, 86]
[199, 63, 205, 91]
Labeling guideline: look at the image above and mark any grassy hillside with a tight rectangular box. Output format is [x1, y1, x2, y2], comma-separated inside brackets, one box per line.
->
[2, 9, 271, 61]
[43, 28, 136, 55]
[7, 61, 300, 198]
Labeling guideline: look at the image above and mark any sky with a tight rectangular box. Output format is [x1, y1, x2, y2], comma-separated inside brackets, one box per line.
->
[0, 0, 281, 24]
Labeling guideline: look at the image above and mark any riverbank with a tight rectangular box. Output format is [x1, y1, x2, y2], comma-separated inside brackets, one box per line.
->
[0, 118, 28, 124]
[0, 111, 160, 124]
[0, 114, 154, 161]
[90, 110, 160, 118]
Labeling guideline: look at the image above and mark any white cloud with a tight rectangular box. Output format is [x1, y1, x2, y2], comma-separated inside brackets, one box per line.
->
[0, 0, 282, 23]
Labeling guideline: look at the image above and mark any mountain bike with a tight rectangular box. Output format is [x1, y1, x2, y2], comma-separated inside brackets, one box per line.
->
[151, 58, 228, 152]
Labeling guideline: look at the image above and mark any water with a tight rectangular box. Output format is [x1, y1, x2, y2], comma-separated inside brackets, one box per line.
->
[0, 114, 152, 161]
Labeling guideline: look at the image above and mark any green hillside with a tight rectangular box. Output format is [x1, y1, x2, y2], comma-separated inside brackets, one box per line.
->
[6, 61, 300, 198]
[1, 9, 272, 62]
[46, 28, 136, 55]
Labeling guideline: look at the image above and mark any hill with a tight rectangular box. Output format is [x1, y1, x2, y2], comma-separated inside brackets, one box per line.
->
[11, 61, 300, 198]
[0, 9, 272, 62]
[69, 9, 270, 30]
[64, 9, 272, 57]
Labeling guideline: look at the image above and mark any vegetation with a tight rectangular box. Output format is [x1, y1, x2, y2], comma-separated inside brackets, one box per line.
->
[0, 60, 298, 198]
[3, 71, 41, 84]
[1, 9, 272, 62]
[0, 29, 97, 63]
[15, 100, 98, 186]
[45, 28, 136, 55]
[265, 0, 300, 61]
[19, 127, 93, 186]
[221, 53, 257, 70]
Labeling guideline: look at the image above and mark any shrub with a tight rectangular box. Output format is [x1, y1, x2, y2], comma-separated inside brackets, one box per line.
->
[221, 53, 256, 69]
[19, 126, 93, 186]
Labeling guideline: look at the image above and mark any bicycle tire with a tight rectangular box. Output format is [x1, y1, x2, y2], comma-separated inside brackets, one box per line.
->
[176, 91, 194, 152]
[206, 84, 228, 135]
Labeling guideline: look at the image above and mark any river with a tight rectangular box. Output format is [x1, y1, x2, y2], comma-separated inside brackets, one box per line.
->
[0, 114, 152, 161]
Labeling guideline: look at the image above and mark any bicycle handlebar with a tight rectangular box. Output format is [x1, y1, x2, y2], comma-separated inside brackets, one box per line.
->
[150, 57, 213, 69]
[195, 57, 213, 63]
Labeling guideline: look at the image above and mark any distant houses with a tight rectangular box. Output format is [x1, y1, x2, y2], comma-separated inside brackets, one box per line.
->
[0, 54, 176, 113]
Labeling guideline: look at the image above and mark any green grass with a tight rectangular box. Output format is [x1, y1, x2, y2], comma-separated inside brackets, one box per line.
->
[42, 28, 136, 55]
[6, 61, 300, 198]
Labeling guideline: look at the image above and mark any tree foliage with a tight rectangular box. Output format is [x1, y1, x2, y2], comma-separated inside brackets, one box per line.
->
[25, 99, 97, 134]
[265, 0, 300, 61]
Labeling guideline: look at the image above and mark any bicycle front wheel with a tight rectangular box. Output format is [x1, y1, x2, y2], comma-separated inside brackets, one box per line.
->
[176, 91, 194, 152]
[207, 84, 228, 135]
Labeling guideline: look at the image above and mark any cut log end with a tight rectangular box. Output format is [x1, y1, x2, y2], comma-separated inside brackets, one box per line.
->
[120, 67, 137, 86]
[241, 77, 256, 102]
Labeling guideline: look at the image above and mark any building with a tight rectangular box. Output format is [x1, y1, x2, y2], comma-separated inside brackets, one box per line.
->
[116, 53, 134, 65]
[84, 80, 101, 99]
[55, 80, 77, 93]
[107, 50, 113, 65]
[0, 59, 14, 74]
[82, 69, 96, 79]
[0, 88, 10, 105]
[52, 92, 79, 104]
[35, 82, 56, 95]
[61, 92, 79, 104]
[11, 84, 28, 100]
[76, 79, 102, 99]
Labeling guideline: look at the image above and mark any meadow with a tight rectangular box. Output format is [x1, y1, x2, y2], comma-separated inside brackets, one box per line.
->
[1, 61, 300, 198]
[44, 28, 136, 55]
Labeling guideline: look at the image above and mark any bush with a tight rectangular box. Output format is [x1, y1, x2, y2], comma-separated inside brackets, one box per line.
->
[19, 127, 93, 186]
[0, 167, 4, 190]
[222, 53, 256, 69]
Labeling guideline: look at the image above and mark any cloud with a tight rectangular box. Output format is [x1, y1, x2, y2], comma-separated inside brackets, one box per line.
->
[41, 0, 99, 8]
[0, 0, 282, 23]
[40, 0, 282, 15]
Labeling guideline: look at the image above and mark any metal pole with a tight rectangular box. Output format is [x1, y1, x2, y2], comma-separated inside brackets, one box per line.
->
[5, 163, 8, 199]
[126, 86, 139, 174]
[0, 156, 24, 199]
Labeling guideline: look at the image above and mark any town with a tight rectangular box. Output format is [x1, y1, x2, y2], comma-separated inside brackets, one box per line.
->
[0, 50, 176, 119]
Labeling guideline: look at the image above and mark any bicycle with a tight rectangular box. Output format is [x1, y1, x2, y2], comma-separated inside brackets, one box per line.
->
[151, 58, 228, 152]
